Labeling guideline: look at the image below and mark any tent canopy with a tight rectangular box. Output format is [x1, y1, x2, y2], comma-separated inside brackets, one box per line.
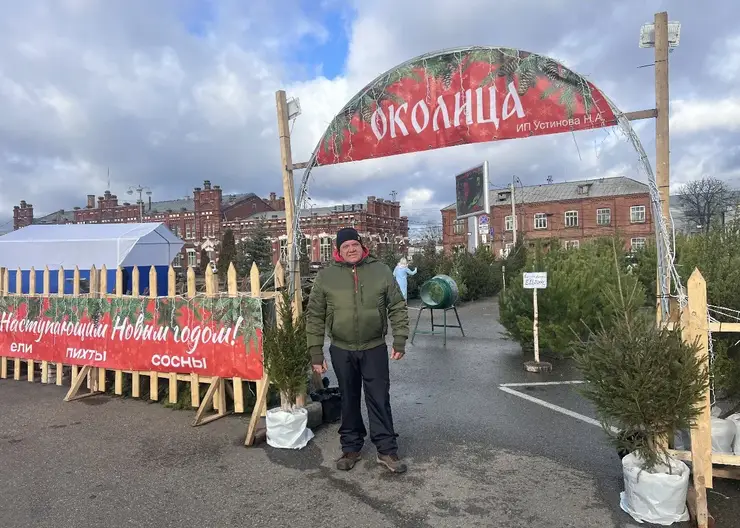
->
[0, 223, 184, 270]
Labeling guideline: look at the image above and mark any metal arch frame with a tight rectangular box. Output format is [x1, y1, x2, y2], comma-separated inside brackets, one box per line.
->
[286, 46, 678, 318]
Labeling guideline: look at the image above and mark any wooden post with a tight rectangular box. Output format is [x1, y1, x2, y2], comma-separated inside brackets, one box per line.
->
[148, 266, 159, 400]
[686, 269, 711, 528]
[654, 11, 671, 325]
[227, 263, 244, 413]
[275, 89, 303, 317]
[167, 266, 178, 405]
[251, 262, 268, 418]
[532, 287, 540, 363]
[501, 265, 506, 292]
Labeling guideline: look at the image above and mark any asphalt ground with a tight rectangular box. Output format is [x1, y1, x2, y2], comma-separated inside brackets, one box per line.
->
[1, 298, 738, 527]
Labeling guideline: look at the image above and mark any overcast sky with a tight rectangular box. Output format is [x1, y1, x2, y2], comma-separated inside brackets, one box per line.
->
[0, 0, 737, 232]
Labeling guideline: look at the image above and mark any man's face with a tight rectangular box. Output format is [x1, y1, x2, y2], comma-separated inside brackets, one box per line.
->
[340, 240, 363, 264]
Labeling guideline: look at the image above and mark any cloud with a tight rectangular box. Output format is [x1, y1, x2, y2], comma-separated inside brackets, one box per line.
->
[0, 0, 739, 234]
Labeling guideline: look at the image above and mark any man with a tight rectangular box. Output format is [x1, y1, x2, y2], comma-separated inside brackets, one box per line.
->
[306, 227, 409, 473]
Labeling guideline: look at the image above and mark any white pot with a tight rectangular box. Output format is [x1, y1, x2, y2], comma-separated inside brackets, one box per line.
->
[727, 413, 740, 455]
[711, 417, 736, 454]
[619, 452, 690, 525]
[266, 407, 315, 450]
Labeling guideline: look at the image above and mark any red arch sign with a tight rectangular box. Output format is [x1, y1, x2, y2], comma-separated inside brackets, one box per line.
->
[313, 47, 617, 166]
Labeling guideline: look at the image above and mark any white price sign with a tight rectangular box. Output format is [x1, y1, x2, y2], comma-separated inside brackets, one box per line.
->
[523, 272, 547, 289]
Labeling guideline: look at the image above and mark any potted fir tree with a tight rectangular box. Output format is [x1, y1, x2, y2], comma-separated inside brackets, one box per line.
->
[262, 290, 314, 449]
[572, 264, 708, 525]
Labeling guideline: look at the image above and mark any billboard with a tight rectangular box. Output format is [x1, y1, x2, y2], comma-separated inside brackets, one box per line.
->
[455, 161, 490, 219]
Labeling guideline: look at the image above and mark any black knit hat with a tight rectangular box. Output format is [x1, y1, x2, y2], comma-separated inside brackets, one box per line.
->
[336, 227, 361, 249]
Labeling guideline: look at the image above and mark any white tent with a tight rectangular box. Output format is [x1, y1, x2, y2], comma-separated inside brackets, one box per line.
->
[0, 223, 184, 270]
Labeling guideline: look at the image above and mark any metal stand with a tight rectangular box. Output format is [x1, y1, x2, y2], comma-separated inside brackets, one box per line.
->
[410, 305, 465, 346]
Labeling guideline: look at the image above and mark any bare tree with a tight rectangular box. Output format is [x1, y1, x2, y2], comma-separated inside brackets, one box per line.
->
[420, 225, 443, 244]
[677, 177, 735, 234]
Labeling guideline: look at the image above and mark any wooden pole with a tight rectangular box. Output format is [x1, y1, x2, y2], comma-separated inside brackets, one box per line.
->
[275, 90, 303, 317]
[654, 11, 671, 325]
[532, 287, 540, 363]
[685, 269, 712, 528]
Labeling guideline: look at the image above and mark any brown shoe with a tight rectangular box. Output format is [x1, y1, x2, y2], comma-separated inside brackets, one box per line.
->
[336, 452, 362, 471]
[376, 453, 407, 473]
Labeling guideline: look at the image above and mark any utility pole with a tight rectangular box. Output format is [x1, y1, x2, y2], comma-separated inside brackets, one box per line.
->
[275, 90, 302, 317]
[510, 178, 517, 247]
[654, 12, 672, 324]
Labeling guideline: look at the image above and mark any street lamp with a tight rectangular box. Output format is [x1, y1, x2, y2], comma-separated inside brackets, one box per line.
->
[127, 185, 152, 222]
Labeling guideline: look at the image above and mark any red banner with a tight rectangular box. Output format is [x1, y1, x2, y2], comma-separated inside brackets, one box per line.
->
[0, 295, 263, 380]
[315, 47, 617, 166]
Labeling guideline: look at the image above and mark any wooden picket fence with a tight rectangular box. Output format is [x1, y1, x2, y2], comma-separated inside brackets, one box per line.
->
[0, 261, 283, 440]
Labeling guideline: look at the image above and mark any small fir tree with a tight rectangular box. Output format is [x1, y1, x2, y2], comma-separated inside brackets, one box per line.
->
[572, 254, 708, 471]
[262, 290, 310, 410]
[199, 248, 210, 274]
[237, 223, 273, 276]
[218, 228, 237, 278]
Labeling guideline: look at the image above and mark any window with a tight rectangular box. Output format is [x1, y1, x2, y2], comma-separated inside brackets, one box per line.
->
[173, 253, 183, 268]
[187, 250, 196, 268]
[505, 215, 516, 231]
[533, 213, 547, 230]
[185, 223, 193, 239]
[564, 211, 578, 227]
[320, 237, 332, 262]
[630, 205, 646, 223]
[279, 239, 288, 262]
[453, 219, 466, 235]
[631, 237, 646, 251]
[564, 240, 580, 250]
[596, 208, 611, 226]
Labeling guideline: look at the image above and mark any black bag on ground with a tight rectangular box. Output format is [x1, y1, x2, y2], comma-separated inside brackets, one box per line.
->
[310, 387, 342, 424]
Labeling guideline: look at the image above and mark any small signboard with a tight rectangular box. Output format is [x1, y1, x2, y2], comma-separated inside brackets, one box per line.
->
[523, 272, 547, 289]
[478, 214, 489, 225]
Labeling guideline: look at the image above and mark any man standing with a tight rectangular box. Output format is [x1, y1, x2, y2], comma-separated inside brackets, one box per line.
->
[306, 227, 409, 474]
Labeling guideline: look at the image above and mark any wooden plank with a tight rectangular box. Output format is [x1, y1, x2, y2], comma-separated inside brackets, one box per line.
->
[131, 266, 141, 398]
[686, 268, 712, 528]
[227, 263, 244, 413]
[252, 262, 268, 417]
[114, 267, 124, 395]
[148, 266, 159, 401]
[41, 267, 50, 384]
[167, 266, 178, 405]
[98, 265, 108, 390]
[624, 109, 657, 121]
[669, 449, 740, 467]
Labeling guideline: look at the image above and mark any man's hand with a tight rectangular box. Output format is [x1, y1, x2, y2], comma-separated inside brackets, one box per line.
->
[390, 348, 405, 361]
[312, 360, 328, 374]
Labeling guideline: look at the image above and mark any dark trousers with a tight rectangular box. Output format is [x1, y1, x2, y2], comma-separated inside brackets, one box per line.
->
[329, 343, 398, 455]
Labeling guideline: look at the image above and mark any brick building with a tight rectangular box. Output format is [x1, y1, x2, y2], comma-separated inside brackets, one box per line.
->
[223, 196, 408, 263]
[13, 181, 408, 268]
[441, 177, 654, 255]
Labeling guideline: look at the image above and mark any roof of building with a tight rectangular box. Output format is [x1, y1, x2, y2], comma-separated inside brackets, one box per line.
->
[31, 192, 260, 223]
[442, 176, 649, 211]
[34, 210, 76, 224]
[241, 203, 366, 221]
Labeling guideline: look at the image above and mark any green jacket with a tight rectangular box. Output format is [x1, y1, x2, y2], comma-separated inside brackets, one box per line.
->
[306, 254, 409, 365]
